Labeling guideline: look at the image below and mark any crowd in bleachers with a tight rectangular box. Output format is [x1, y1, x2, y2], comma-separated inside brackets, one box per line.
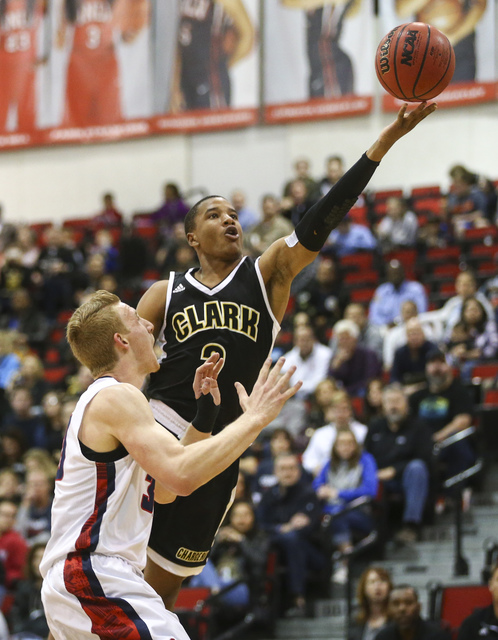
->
[0, 156, 497, 638]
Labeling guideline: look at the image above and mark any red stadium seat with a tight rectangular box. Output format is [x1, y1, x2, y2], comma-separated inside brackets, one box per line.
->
[350, 287, 376, 304]
[429, 583, 492, 639]
[471, 362, 498, 382]
[425, 246, 462, 264]
[483, 389, 498, 406]
[344, 271, 379, 287]
[410, 184, 441, 199]
[339, 253, 374, 272]
[432, 264, 462, 278]
[372, 188, 404, 202]
[462, 226, 498, 244]
[175, 587, 214, 640]
[348, 205, 369, 226]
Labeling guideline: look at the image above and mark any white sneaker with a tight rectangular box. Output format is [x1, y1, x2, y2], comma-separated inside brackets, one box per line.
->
[332, 565, 348, 584]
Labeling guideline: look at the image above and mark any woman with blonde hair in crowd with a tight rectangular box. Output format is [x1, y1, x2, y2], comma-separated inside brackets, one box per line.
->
[348, 565, 392, 640]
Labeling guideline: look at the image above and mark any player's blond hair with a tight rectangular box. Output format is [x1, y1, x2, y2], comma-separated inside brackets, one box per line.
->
[67, 290, 128, 377]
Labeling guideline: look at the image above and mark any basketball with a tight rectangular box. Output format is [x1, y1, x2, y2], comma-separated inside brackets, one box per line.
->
[375, 22, 455, 102]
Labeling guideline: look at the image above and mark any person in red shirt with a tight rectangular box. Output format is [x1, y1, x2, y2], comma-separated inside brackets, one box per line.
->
[0, 498, 28, 594]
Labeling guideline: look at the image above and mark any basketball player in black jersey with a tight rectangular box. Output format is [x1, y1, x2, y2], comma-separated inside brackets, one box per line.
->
[172, 0, 254, 111]
[137, 101, 437, 609]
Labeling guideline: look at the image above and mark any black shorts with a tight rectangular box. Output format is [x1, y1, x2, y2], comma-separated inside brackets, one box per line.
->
[148, 460, 239, 575]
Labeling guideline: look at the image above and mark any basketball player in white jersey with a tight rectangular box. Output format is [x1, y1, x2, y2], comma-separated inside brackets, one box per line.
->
[40, 289, 301, 640]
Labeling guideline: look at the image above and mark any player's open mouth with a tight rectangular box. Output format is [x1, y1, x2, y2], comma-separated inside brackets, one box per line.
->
[225, 228, 239, 239]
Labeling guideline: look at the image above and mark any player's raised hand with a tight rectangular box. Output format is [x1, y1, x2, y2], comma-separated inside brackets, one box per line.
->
[367, 101, 437, 162]
[193, 352, 224, 406]
[235, 357, 302, 425]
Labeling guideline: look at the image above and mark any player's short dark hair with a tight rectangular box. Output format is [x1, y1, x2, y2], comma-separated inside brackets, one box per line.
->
[184, 195, 224, 235]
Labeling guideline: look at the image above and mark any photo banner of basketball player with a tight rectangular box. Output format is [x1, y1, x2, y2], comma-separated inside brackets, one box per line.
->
[0, 0, 260, 151]
[378, 0, 497, 111]
[262, 0, 375, 124]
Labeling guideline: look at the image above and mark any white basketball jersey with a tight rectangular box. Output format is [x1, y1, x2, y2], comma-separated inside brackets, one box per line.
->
[41, 377, 155, 578]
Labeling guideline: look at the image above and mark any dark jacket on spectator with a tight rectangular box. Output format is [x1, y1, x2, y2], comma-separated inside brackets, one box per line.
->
[364, 417, 433, 481]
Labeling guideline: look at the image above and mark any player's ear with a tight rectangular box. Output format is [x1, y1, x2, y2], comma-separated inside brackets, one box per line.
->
[114, 332, 129, 349]
[187, 231, 199, 248]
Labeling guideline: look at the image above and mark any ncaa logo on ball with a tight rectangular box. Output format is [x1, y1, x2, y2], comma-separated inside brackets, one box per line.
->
[400, 30, 420, 67]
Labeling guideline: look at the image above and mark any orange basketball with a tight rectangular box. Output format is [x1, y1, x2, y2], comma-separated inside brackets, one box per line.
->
[375, 22, 455, 102]
[418, 0, 463, 33]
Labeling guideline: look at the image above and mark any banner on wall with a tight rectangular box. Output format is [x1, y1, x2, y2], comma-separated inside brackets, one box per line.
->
[0, 0, 259, 150]
[263, 0, 374, 124]
[378, 0, 497, 111]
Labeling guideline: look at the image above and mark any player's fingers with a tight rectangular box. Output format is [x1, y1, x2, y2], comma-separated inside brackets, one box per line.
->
[282, 380, 303, 400]
[235, 381, 249, 409]
[255, 357, 273, 386]
[212, 357, 224, 378]
[267, 357, 286, 384]
[274, 364, 296, 391]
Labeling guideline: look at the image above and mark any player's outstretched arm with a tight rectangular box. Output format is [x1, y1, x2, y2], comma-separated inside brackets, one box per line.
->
[86, 358, 301, 498]
[366, 101, 437, 162]
[259, 102, 437, 322]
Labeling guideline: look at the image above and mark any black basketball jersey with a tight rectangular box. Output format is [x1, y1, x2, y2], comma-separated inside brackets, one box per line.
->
[178, 0, 230, 109]
[146, 256, 279, 435]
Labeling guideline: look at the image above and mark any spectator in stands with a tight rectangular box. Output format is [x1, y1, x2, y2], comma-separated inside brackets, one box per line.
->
[36, 226, 79, 319]
[448, 297, 498, 377]
[329, 319, 382, 396]
[92, 192, 124, 228]
[314, 430, 378, 584]
[0, 245, 34, 315]
[270, 325, 332, 438]
[22, 449, 58, 480]
[0, 469, 22, 502]
[16, 226, 41, 270]
[440, 271, 494, 340]
[365, 384, 432, 545]
[362, 377, 385, 425]
[306, 377, 340, 433]
[369, 260, 428, 327]
[447, 164, 490, 237]
[257, 453, 326, 618]
[317, 155, 344, 198]
[384, 300, 436, 370]
[16, 468, 53, 546]
[0, 499, 28, 598]
[417, 211, 452, 250]
[376, 196, 418, 253]
[190, 501, 270, 618]
[0, 429, 28, 475]
[1, 387, 46, 450]
[390, 318, 437, 393]
[326, 216, 378, 258]
[457, 562, 498, 639]
[283, 157, 317, 200]
[295, 258, 349, 342]
[245, 194, 294, 258]
[10, 541, 49, 640]
[0, 289, 49, 356]
[281, 178, 318, 227]
[0, 330, 21, 394]
[375, 584, 451, 640]
[88, 229, 120, 274]
[409, 348, 477, 484]
[151, 182, 189, 234]
[40, 391, 66, 456]
[117, 223, 149, 301]
[10, 354, 48, 407]
[339, 302, 384, 359]
[302, 390, 367, 477]
[230, 189, 259, 230]
[251, 428, 296, 504]
[348, 566, 393, 640]
[65, 364, 94, 398]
